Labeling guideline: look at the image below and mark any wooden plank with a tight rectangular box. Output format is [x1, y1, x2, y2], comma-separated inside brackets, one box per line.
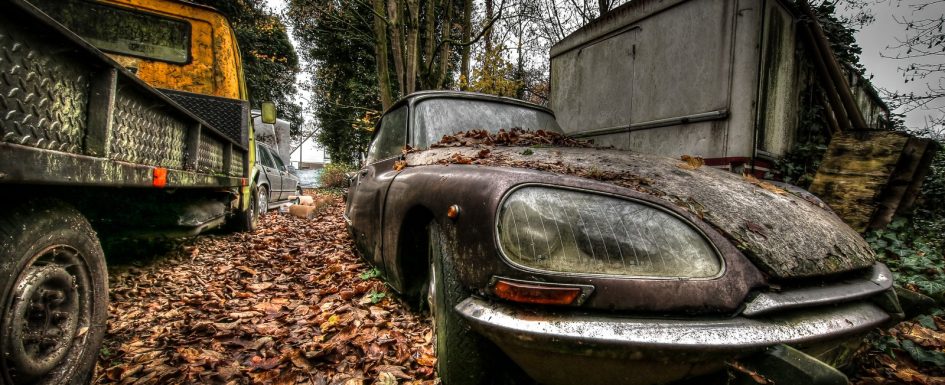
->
[896, 139, 941, 216]
[869, 137, 930, 229]
[809, 130, 909, 232]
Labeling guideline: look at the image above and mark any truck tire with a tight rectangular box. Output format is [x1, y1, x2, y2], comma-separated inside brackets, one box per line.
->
[0, 199, 108, 385]
[230, 185, 260, 232]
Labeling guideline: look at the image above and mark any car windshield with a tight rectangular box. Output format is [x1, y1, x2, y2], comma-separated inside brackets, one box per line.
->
[411, 98, 562, 149]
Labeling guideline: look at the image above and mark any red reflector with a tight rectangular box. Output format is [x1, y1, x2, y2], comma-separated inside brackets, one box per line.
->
[493, 279, 583, 305]
[152, 167, 168, 188]
[240, 178, 248, 186]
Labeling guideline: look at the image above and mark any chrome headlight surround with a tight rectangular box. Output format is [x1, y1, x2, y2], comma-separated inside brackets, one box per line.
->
[495, 184, 725, 280]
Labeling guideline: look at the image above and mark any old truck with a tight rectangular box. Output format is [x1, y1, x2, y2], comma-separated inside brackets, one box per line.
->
[0, 0, 270, 383]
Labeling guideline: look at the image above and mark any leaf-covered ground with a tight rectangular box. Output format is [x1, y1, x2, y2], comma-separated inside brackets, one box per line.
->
[853, 315, 945, 385]
[89, 191, 945, 385]
[93, 195, 436, 385]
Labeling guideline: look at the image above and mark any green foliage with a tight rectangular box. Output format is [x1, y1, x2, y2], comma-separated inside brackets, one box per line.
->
[359, 267, 381, 280]
[288, 0, 379, 165]
[866, 218, 945, 302]
[461, 44, 523, 97]
[320, 163, 354, 189]
[190, 0, 303, 135]
[772, 142, 828, 189]
[913, 150, 945, 250]
[367, 290, 386, 304]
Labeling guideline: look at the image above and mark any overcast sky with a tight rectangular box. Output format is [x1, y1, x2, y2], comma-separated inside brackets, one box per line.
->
[852, 0, 944, 129]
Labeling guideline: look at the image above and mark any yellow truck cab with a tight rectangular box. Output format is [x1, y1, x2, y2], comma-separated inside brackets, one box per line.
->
[0, 1, 266, 383]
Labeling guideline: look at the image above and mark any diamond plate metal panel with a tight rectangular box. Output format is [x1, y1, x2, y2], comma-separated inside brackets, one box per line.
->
[160, 89, 248, 146]
[230, 150, 244, 176]
[198, 132, 223, 173]
[0, 23, 88, 153]
[111, 87, 187, 168]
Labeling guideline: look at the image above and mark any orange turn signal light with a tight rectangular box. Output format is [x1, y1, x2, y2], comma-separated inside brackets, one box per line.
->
[492, 278, 586, 306]
[447, 204, 461, 220]
[152, 167, 168, 188]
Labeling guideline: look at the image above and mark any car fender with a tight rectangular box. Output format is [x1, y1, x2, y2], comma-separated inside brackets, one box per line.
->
[381, 164, 766, 313]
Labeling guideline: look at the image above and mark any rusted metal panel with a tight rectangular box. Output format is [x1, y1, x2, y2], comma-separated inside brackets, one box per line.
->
[550, 0, 754, 161]
[0, 142, 241, 188]
[1, 0, 249, 189]
[382, 161, 766, 313]
[100, 0, 241, 99]
[197, 131, 224, 173]
[407, 146, 876, 280]
[229, 149, 244, 177]
[111, 86, 188, 169]
[0, 19, 89, 154]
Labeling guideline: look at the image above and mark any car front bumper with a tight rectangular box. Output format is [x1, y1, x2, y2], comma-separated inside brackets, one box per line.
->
[456, 297, 891, 385]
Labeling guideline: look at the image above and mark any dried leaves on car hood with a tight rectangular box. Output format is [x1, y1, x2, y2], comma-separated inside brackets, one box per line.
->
[405, 143, 875, 279]
[96, 196, 436, 385]
[429, 128, 592, 149]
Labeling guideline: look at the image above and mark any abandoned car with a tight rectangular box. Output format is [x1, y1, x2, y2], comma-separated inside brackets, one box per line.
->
[344, 91, 901, 385]
[254, 142, 302, 217]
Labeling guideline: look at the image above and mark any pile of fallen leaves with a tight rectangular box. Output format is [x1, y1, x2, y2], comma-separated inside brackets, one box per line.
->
[95, 194, 436, 385]
[430, 128, 592, 149]
[853, 315, 945, 385]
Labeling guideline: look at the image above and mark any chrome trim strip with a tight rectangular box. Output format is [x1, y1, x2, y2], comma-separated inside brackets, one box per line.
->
[741, 263, 894, 317]
[457, 297, 889, 351]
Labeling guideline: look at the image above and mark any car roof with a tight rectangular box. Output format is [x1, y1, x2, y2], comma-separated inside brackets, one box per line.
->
[383, 90, 555, 117]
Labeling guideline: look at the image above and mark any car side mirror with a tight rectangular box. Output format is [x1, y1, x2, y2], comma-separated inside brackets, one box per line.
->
[261, 101, 277, 124]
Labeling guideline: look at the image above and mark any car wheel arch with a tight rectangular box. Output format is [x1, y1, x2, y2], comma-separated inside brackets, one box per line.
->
[392, 205, 437, 306]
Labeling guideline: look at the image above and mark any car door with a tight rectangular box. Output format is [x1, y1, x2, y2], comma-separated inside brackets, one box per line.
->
[265, 146, 289, 200]
[257, 145, 282, 202]
[270, 154, 298, 199]
[347, 105, 408, 267]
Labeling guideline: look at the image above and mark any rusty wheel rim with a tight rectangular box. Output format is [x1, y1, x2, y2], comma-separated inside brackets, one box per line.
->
[2, 246, 91, 384]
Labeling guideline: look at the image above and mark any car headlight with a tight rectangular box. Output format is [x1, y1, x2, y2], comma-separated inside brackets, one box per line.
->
[497, 186, 722, 278]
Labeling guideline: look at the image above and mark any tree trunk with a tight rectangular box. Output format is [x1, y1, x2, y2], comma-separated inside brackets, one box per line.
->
[516, 19, 524, 99]
[388, 0, 406, 96]
[598, 0, 610, 15]
[460, 0, 471, 89]
[436, 0, 452, 88]
[373, 0, 393, 109]
[421, 0, 435, 89]
[484, 0, 493, 54]
[405, 0, 420, 94]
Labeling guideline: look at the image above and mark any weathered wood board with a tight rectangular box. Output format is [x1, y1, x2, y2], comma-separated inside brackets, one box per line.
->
[810, 130, 939, 232]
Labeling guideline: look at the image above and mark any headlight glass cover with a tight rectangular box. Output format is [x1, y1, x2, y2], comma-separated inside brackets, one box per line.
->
[497, 186, 722, 278]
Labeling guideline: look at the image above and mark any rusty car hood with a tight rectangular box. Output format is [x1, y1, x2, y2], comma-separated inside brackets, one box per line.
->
[406, 146, 875, 279]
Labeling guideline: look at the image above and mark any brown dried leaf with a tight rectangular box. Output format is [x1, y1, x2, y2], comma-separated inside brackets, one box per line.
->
[247, 282, 273, 292]
[677, 155, 704, 170]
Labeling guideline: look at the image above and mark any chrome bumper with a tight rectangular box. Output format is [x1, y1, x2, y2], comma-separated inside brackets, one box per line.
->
[457, 297, 890, 385]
